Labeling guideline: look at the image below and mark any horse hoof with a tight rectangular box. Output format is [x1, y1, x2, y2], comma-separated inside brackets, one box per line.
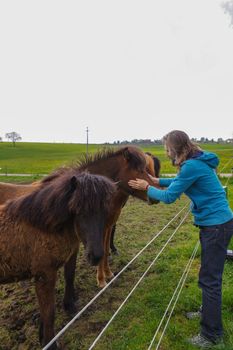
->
[63, 302, 78, 316]
[105, 272, 114, 279]
[98, 280, 107, 288]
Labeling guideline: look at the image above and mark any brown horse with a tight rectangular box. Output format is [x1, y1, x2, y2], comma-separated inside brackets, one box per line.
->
[109, 152, 161, 254]
[110, 152, 161, 255]
[0, 146, 159, 312]
[0, 172, 116, 349]
[0, 181, 39, 202]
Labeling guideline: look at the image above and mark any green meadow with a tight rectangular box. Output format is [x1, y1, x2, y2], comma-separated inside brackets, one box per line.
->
[0, 142, 232, 177]
[0, 142, 232, 350]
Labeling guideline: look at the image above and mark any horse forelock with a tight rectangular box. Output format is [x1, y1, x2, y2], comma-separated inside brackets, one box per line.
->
[123, 146, 147, 171]
[69, 173, 116, 216]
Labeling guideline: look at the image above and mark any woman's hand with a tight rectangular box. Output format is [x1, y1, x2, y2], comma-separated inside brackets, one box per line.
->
[128, 178, 149, 191]
[148, 174, 159, 185]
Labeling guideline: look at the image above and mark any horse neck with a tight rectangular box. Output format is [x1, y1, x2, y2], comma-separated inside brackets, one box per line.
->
[82, 156, 123, 182]
[114, 190, 129, 207]
[81, 156, 131, 205]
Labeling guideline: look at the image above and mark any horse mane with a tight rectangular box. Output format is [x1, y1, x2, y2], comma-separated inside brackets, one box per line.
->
[40, 146, 147, 187]
[40, 167, 71, 184]
[76, 146, 147, 171]
[5, 173, 116, 234]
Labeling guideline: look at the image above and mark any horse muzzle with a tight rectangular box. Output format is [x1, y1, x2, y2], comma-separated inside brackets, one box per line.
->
[148, 198, 160, 205]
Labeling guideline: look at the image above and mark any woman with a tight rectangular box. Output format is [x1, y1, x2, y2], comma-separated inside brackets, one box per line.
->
[128, 130, 233, 348]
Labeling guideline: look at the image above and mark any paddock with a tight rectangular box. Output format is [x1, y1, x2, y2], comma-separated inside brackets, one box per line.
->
[0, 144, 232, 349]
[0, 178, 232, 349]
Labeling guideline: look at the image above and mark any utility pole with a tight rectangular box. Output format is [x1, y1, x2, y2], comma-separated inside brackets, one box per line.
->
[86, 126, 89, 157]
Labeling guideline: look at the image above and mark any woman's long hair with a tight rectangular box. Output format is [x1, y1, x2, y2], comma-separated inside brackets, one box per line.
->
[163, 130, 201, 167]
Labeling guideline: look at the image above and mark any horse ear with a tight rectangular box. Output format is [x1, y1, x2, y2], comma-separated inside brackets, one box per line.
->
[70, 176, 77, 191]
[122, 147, 132, 161]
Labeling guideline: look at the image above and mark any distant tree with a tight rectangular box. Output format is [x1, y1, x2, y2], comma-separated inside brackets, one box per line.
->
[200, 137, 206, 143]
[5, 132, 22, 146]
[217, 137, 224, 143]
[222, 1, 233, 26]
[0, 136, 2, 142]
[154, 139, 163, 145]
[121, 140, 130, 145]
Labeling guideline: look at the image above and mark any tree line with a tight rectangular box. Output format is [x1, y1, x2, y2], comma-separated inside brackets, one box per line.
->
[107, 137, 233, 146]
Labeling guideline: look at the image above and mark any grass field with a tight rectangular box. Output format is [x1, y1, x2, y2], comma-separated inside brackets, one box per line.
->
[0, 142, 232, 176]
[0, 142, 232, 350]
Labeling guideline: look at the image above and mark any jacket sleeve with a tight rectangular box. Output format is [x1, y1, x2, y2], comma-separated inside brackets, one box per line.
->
[159, 178, 175, 187]
[147, 162, 198, 204]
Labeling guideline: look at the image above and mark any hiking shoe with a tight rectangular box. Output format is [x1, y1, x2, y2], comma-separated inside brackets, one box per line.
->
[187, 334, 224, 349]
[186, 310, 202, 320]
[186, 306, 202, 320]
[187, 334, 214, 348]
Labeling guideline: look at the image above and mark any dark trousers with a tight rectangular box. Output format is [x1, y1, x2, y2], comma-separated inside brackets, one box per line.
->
[198, 218, 233, 342]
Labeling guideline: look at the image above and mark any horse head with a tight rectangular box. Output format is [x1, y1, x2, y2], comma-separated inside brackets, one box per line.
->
[69, 173, 116, 266]
[116, 146, 160, 202]
[5, 172, 116, 267]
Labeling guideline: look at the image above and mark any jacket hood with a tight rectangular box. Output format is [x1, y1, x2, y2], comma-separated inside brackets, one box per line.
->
[193, 151, 219, 168]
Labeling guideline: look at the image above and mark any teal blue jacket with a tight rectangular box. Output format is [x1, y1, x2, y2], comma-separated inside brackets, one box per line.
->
[147, 152, 233, 226]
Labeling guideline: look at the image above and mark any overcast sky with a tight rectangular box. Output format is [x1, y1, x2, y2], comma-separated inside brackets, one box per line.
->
[0, 0, 233, 143]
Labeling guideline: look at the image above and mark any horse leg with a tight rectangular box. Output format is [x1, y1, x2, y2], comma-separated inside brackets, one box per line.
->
[104, 227, 114, 279]
[63, 250, 78, 315]
[35, 270, 58, 350]
[110, 224, 119, 255]
[96, 227, 109, 288]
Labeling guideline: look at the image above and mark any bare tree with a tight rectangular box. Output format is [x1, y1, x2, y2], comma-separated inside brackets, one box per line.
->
[5, 132, 22, 147]
[222, 1, 233, 26]
[0, 136, 2, 142]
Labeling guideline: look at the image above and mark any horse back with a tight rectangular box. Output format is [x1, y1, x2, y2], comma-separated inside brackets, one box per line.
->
[0, 182, 39, 205]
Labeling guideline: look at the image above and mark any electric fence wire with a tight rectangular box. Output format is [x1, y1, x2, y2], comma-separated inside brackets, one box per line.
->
[218, 156, 233, 175]
[148, 240, 200, 350]
[87, 209, 191, 350]
[224, 172, 232, 187]
[43, 203, 189, 350]
[87, 154, 232, 350]
[220, 157, 233, 188]
[224, 160, 233, 187]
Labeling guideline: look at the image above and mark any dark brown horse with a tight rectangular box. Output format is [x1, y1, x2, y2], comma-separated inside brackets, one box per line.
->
[0, 172, 116, 349]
